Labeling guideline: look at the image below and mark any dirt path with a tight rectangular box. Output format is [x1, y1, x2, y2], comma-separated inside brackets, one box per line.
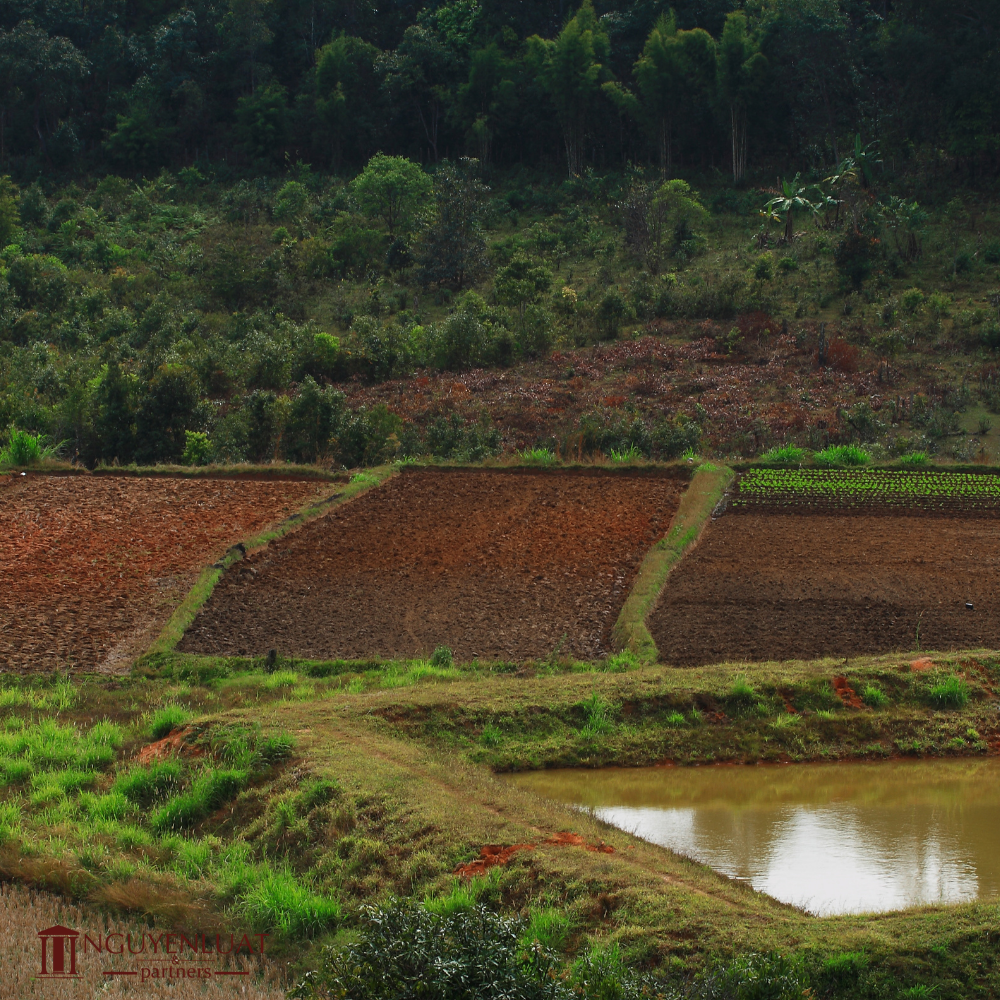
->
[0, 474, 332, 672]
[179, 469, 685, 662]
[649, 511, 1000, 665]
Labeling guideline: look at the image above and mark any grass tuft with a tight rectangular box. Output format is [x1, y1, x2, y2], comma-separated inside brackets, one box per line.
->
[149, 705, 192, 739]
[759, 444, 805, 463]
[926, 675, 969, 710]
[813, 444, 870, 467]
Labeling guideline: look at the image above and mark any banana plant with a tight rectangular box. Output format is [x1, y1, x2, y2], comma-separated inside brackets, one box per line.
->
[762, 174, 822, 242]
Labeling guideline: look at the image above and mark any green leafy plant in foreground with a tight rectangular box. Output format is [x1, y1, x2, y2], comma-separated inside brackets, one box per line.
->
[149, 705, 192, 739]
[862, 685, 889, 709]
[0, 428, 42, 466]
[926, 675, 969, 710]
[609, 443, 641, 463]
[813, 444, 870, 467]
[518, 447, 556, 465]
[759, 444, 805, 463]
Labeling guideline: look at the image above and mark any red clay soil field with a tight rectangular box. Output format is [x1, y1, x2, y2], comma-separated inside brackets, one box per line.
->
[649, 511, 1000, 665]
[0, 474, 334, 672]
[179, 469, 686, 662]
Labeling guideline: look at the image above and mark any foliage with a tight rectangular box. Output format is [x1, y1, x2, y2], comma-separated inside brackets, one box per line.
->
[352, 154, 433, 237]
[926, 676, 969, 711]
[0, 427, 42, 466]
[813, 444, 870, 467]
[291, 902, 571, 1000]
[149, 705, 192, 739]
[417, 158, 489, 289]
[735, 468, 1000, 512]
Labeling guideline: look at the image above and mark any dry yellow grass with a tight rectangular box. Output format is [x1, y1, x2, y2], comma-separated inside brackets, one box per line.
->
[0, 882, 285, 999]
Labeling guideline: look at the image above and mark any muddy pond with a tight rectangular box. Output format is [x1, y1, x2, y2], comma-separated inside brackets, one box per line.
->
[511, 759, 1000, 916]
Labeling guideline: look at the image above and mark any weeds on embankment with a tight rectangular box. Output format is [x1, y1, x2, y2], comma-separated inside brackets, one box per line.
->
[3, 655, 1000, 997]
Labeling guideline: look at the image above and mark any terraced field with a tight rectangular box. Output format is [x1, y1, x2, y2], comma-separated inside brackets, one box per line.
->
[651, 468, 1000, 665]
[0, 474, 335, 672]
[179, 468, 686, 662]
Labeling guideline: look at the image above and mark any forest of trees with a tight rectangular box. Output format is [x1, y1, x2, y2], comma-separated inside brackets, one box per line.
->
[0, 0, 998, 186]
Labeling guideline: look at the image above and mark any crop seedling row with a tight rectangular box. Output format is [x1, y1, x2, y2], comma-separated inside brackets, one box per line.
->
[732, 469, 1000, 513]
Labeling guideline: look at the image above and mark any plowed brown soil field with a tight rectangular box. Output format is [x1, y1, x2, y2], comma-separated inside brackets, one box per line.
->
[1, 474, 334, 672]
[649, 511, 1000, 665]
[179, 469, 685, 662]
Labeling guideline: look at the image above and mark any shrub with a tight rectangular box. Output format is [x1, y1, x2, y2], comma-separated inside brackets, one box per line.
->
[579, 692, 615, 738]
[430, 646, 453, 669]
[0, 428, 42, 466]
[518, 447, 556, 465]
[814, 444, 869, 466]
[609, 443, 641, 463]
[926, 675, 969, 710]
[899, 451, 929, 467]
[862, 685, 888, 709]
[291, 903, 569, 1000]
[182, 430, 211, 466]
[759, 444, 804, 463]
[603, 650, 640, 672]
[480, 724, 502, 748]
[149, 705, 192, 740]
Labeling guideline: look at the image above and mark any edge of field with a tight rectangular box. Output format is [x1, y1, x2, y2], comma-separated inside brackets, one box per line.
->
[144, 467, 395, 658]
[612, 463, 734, 663]
[0, 460, 346, 481]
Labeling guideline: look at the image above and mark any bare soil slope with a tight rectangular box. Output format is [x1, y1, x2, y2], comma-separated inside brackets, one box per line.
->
[179, 469, 685, 662]
[0, 474, 332, 671]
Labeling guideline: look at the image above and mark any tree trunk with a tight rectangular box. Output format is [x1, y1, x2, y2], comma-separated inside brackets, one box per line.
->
[730, 106, 747, 183]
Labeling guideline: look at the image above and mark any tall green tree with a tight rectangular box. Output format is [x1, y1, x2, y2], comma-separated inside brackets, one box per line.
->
[417, 157, 489, 289]
[351, 153, 432, 237]
[716, 12, 768, 183]
[219, 0, 274, 93]
[604, 12, 715, 176]
[0, 21, 88, 162]
[315, 34, 382, 168]
[527, 0, 612, 178]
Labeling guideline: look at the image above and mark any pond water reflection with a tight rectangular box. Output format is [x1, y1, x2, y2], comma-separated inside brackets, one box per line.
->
[510, 759, 1000, 915]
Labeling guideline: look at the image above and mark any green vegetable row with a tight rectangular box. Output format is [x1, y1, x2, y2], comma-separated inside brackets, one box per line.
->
[734, 469, 1000, 508]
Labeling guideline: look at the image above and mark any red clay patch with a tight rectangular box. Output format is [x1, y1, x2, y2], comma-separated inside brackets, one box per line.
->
[0, 475, 332, 672]
[135, 727, 203, 764]
[454, 832, 614, 877]
[454, 843, 536, 877]
[910, 657, 935, 671]
[832, 676, 863, 709]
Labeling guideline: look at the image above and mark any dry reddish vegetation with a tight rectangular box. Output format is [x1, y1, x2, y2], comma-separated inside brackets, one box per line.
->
[342, 326, 927, 458]
[649, 510, 1000, 665]
[180, 469, 685, 662]
[0, 474, 333, 672]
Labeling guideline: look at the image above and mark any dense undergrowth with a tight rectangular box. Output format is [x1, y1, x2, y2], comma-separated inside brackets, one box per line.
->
[5, 158, 1000, 471]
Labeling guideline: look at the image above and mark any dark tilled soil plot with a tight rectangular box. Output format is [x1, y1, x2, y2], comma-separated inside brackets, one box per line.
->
[649, 512, 1000, 665]
[179, 470, 685, 662]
